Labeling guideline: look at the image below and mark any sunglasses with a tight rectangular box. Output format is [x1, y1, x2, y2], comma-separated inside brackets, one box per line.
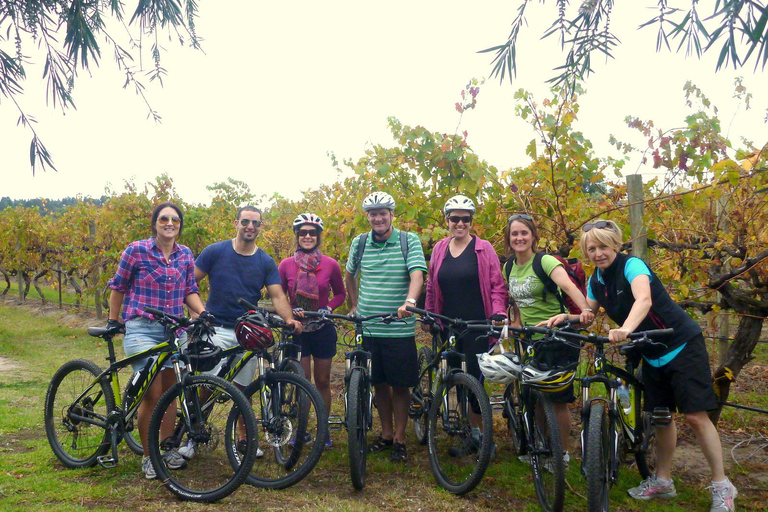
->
[158, 215, 181, 226]
[239, 218, 263, 227]
[298, 229, 318, 237]
[508, 213, 533, 222]
[448, 215, 473, 224]
[582, 221, 613, 232]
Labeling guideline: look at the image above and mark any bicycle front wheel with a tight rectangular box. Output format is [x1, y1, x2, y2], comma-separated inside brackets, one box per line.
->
[347, 368, 369, 490]
[121, 371, 143, 456]
[44, 359, 115, 468]
[239, 371, 328, 489]
[585, 401, 611, 512]
[413, 346, 434, 446]
[528, 389, 565, 512]
[503, 380, 525, 455]
[633, 367, 657, 479]
[427, 372, 493, 495]
[148, 374, 258, 503]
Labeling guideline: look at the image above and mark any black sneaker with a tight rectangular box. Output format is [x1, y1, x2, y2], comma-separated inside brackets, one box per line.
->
[390, 442, 408, 462]
[449, 436, 480, 457]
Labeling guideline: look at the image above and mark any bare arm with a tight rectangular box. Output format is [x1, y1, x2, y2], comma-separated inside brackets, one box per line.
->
[609, 274, 652, 343]
[266, 283, 303, 334]
[184, 293, 206, 316]
[108, 290, 124, 322]
[549, 265, 595, 326]
[344, 270, 359, 315]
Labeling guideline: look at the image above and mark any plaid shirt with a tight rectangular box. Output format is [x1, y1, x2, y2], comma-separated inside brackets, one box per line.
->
[108, 237, 199, 322]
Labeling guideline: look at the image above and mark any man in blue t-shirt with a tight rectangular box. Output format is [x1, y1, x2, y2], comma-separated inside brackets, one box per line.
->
[195, 206, 301, 387]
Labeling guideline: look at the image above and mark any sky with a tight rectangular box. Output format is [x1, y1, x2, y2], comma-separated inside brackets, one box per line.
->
[1, 1, 765, 205]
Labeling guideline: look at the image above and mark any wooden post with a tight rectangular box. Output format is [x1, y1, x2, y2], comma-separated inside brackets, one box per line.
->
[626, 174, 649, 264]
[16, 240, 24, 304]
[716, 197, 730, 364]
[57, 261, 63, 309]
[89, 220, 102, 319]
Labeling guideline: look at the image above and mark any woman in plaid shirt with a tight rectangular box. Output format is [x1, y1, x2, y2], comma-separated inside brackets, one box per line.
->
[107, 202, 207, 479]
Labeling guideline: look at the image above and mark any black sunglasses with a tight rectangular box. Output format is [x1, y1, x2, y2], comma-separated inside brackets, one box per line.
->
[448, 215, 473, 224]
[158, 215, 181, 225]
[508, 213, 533, 222]
[582, 221, 613, 232]
[298, 229, 318, 237]
[239, 218, 263, 227]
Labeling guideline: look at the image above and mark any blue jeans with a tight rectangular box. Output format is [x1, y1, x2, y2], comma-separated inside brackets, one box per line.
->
[123, 316, 187, 372]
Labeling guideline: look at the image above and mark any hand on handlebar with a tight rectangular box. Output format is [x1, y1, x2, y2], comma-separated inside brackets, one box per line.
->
[287, 318, 304, 334]
[397, 303, 413, 319]
[292, 307, 305, 319]
[608, 327, 632, 343]
[579, 309, 595, 325]
[106, 319, 125, 333]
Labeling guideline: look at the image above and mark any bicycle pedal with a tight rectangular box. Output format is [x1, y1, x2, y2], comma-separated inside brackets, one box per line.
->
[327, 415, 343, 431]
[408, 402, 423, 419]
[650, 407, 672, 427]
[96, 455, 116, 469]
[489, 394, 505, 411]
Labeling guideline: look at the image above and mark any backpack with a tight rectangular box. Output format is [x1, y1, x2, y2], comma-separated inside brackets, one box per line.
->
[349, 230, 410, 275]
[504, 251, 587, 315]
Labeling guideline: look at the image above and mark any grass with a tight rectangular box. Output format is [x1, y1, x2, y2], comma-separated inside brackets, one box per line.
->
[0, 299, 766, 511]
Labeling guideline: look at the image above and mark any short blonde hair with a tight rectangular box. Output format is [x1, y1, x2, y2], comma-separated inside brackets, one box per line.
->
[579, 220, 623, 255]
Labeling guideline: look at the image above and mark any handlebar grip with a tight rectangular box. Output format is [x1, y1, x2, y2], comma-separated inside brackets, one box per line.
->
[237, 298, 259, 311]
[405, 305, 428, 316]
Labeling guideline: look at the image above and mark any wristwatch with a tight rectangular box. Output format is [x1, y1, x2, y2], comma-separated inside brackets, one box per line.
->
[405, 298, 417, 305]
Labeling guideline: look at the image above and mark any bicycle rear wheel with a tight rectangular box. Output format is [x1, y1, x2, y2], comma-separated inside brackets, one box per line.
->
[413, 346, 434, 446]
[347, 368, 369, 490]
[427, 372, 493, 495]
[528, 389, 565, 512]
[238, 371, 328, 489]
[148, 374, 258, 503]
[44, 359, 115, 468]
[585, 401, 611, 512]
[503, 380, 525, 455]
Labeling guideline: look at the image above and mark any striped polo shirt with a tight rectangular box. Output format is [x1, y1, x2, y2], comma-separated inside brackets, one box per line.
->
[346, 228, 427, 338]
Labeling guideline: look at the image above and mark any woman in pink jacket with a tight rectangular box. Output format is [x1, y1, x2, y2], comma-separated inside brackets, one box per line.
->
[279, 213, 346, 447]
[424, 195, 508, 455]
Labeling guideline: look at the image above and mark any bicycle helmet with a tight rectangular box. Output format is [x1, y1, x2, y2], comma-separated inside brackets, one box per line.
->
[443, 195, 476, 216]
[292, 213, 324, 232]
[362, 191, 396, 212]
[235, 311, 275, 352]
[186, 340, 222, 372]
[477, 352, 522, 384]
[521, 360, 577, 392]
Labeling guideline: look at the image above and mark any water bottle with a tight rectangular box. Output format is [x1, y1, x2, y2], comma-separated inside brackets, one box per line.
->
[617, 380, 631, 414]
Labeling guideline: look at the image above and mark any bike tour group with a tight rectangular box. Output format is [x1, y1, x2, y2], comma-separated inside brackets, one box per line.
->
[44, 191, 738, 512]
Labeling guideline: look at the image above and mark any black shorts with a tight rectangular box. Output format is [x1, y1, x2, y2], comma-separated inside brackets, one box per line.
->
[443, 330, 491, 382]
[529, 339, 579, 404]
[299, 323, 337, 360]
[362, 336, 418, 388]
[642, 334, 718, 414]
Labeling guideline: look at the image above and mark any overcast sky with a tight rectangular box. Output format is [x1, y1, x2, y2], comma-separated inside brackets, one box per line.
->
[1, 1, 764, 205]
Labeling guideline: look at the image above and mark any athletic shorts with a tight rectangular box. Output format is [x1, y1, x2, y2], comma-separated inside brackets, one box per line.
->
[362, 336, 419, 388]
[299, 323, 337, 360]
[123, 316, 186, 372]
[642, 333, 718, 414]
[207, 326, 258, 387]
[443, 329, 491, 382]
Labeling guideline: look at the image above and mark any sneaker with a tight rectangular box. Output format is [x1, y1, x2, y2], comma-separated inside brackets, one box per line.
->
[141, 456, 156, 480]
[709, 479, 737, 512]
[177, 440, 196, 460]
[162, 448, 187, 470]
[325, 438, 333, 448]
[289, 432, 313, 446]
[390, 442, 408, 462]
[628, 475, 677, 500]
[449, 436, 480, 457]
[368, 435, 394, 454]
[236, 439, 265, 458]
[541, 452, 570, 473]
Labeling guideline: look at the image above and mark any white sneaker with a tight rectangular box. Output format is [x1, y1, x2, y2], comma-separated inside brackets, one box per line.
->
[709, 478, 737, 512]
[141, 456, 156, 480]
[177, 440, 196, 460]
[162, 448, 187, 469]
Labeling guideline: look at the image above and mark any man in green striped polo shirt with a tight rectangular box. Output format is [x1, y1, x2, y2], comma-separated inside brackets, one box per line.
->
[345, 191, 427, 462]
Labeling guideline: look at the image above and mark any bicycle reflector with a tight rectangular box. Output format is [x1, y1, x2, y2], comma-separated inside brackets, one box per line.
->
[235, 312, 275, 352]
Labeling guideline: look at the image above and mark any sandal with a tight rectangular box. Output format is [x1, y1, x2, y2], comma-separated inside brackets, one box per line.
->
[368, 435, 394, 453]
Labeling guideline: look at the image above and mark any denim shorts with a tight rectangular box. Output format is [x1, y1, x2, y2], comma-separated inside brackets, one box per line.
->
[207, 326, 258, 387]
[123, 316, 187, 372]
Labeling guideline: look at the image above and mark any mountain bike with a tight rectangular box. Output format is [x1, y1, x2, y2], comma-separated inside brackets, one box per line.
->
[44, 308, 259, 503]
[406, 306, 494, 495]
[223, 303, 329, 489]
[544, 327, 673, 512]
[301, 309, 402, 490]
[476, 323, 580, 512]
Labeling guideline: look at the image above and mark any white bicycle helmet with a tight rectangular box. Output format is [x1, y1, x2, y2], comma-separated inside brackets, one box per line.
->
[443, 195, 476, 216]
[521, 361, 577, 392]
[477, 352, 523, 384]
[362, 192, 396, 212]
[292, 213, 324, 232]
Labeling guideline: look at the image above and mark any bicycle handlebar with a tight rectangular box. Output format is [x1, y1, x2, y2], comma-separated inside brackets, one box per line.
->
[144, 307, 194, 328]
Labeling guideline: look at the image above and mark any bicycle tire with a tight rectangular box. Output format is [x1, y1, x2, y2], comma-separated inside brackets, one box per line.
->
[413, 346, 434, 446]
[528, 389, 565, 512]
[280, 359, 304, 376]
[44, 359, 115, 468]
[121, 371, 143, 456]
[503, 380, 525, 455]
[427, 372, 493, 495]
[585, 401, 611, 512]
[632, 366, 657, 479]
[347, 368, 368, 490]
[238, 371, 328, 489]
[147, 374, 258, 503]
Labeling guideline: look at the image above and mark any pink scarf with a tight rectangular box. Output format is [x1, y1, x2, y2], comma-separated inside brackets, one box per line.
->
[293, 249, 322, 312]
